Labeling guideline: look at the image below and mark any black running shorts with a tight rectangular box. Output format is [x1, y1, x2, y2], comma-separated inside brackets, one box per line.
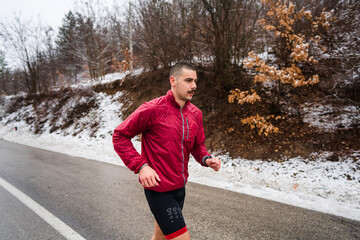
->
[144, 187, 188, 239]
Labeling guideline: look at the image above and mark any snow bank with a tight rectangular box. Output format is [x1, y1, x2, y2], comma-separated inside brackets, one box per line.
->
[302, 102, 360, 131]
[72, 68, 144, 89]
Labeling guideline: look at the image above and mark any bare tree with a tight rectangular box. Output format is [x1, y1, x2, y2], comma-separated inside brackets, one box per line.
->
[201, 0, 262, 88]
[0, 13, 51, 93]
[134, 0, 206, 70]
[0, 50, 8, 95]
[323, 0, 360, 101]
[71, 0, 122, 81]
[135, 0, 176, 69]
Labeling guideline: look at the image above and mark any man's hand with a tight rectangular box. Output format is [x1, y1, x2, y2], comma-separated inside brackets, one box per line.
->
[139, 166, 161, 188]
[205, 157, 221, 171]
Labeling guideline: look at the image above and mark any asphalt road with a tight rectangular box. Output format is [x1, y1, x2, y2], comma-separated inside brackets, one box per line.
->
[0, 139, 359, 240]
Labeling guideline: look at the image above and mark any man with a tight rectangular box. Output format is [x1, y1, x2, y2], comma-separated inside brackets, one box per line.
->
[113, 62, 221, 240]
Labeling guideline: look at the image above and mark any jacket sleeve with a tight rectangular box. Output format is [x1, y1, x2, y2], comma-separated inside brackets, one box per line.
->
[191, 110, 211, 167]
[112, 103, 154, 173]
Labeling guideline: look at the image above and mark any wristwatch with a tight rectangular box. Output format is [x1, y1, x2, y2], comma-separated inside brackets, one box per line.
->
[138, 163, 148, 172]
[202, 155, 212, 166]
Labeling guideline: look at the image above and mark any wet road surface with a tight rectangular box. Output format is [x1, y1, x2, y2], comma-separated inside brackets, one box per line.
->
[0, 140, 359, 240]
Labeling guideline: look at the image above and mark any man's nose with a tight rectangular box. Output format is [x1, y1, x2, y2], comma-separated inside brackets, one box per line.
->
[191, 81, 197, 89]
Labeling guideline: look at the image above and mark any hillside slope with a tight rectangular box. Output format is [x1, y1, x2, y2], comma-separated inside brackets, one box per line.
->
[94, 67, 360, 161]
[1, 67, 359, 161]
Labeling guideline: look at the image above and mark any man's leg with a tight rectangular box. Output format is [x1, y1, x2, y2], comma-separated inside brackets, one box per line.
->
[145, 188, 189, 240]
[151, 220, 166, 240]
[171, 230, 190, 240]
[151, 220, 190, 240]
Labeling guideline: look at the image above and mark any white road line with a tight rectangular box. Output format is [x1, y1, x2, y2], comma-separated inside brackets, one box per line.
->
[0, 177, 86, 240]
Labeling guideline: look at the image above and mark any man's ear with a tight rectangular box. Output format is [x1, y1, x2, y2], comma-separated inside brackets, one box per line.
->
[170, 76, 176, 87]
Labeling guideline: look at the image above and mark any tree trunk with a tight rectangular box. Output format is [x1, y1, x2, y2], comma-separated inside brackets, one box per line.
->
[271, 79, 281, 114]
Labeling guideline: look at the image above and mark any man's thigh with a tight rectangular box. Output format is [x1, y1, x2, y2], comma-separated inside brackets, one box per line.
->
[145, 188, 188, 239]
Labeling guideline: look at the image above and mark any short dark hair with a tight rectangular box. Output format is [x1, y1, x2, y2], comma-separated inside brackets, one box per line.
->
[170, 62, 196, 79]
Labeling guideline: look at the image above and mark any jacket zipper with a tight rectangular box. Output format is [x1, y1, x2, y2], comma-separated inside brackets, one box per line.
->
[180, 108, 186, 187]
[186, 118, 189, 139]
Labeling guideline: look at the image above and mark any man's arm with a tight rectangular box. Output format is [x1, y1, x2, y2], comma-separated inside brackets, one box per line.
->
[113, 103, 162, 187]
[112, 103, 152, 174]
[191, 111, 221, 171]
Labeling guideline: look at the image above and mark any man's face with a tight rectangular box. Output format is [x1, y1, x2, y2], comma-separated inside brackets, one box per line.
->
[171, 68, 197, 104]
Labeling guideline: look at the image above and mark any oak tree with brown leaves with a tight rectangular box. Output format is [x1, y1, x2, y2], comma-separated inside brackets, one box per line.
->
[229, 0, 333, 136]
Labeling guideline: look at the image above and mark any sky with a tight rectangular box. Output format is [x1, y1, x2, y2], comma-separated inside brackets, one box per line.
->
[0, 0, 128, 68]
[0, 0, 126, 30]
[0, 0, 74, 30]
[0, 0, 74, 68]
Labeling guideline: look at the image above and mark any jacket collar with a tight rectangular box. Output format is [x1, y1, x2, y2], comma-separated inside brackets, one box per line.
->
[166, 90, 190, 109]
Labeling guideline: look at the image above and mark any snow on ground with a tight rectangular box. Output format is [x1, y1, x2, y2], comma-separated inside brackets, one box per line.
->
[0, 89, 359, 222]
[72, 68, 144, 89]
[302, 102, 360, 131]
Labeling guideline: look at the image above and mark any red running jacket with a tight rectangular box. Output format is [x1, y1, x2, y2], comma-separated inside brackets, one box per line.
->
[113, 90, 210, 192]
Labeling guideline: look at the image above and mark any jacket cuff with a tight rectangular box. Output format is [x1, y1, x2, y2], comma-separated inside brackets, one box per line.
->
[137, 163, 148, 174]
[202, 155, 212, 167]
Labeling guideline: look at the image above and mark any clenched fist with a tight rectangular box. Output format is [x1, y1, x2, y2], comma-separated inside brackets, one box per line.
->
[139, 165, 161, 187]
[205, 157, 221, 171]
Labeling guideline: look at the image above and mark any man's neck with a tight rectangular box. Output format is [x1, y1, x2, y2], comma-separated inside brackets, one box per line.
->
[175, 97, 186, 108]
[171, 89, 186, 108]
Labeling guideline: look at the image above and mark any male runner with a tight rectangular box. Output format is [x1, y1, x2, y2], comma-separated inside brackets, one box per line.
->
[113, 62, 221, 240]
